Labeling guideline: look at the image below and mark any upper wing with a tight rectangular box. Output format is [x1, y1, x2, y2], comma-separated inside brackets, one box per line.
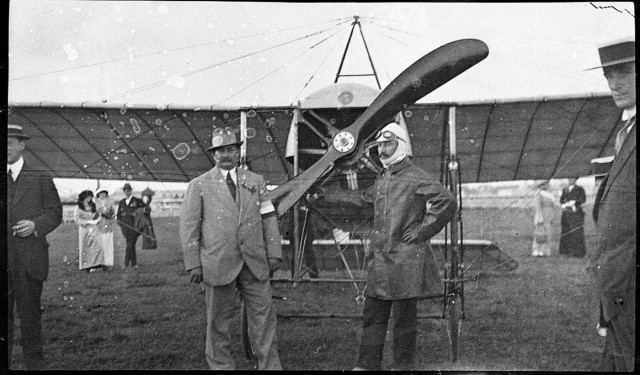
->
[7, 92, 619, 186]
[7, 102, 294, 185]
[405, 93, 621, 182]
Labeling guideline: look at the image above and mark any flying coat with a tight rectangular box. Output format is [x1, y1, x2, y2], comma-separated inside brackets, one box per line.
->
[326, 157, 457, 299]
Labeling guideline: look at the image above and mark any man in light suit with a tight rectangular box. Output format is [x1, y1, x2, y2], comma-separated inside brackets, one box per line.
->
[180, 127, 283, 369]
[116, 183, 143, 269]
[6, 124, 62, 370]
[587, 36, 636, 372]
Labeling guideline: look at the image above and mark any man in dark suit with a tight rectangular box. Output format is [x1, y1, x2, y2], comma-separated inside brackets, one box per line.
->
[6, 124, 63, 370]
[116, 183, 143, 269]
[588, 36, 636, 372]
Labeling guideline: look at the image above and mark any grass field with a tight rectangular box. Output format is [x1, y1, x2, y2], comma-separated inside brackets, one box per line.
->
[9, 205, 605, 371]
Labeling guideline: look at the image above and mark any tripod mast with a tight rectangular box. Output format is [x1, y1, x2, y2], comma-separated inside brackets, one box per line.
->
[334, 16, 381, 89]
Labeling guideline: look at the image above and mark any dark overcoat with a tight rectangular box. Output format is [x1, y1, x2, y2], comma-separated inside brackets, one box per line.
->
[7, 160, 62, 281]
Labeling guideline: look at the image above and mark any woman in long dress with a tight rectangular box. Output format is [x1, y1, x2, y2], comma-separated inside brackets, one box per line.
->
[559, 179, 587, 258]
[531, 182, 560, 257]
[74, 190, 104, 271]
[135, 188, 157, 250]
[94, 187, 116, 270]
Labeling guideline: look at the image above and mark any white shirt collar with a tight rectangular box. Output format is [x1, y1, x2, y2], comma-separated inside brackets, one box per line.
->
[220, 167, 237, 181]
[7, 156, 24, 180]
[622, 106, 636, 121]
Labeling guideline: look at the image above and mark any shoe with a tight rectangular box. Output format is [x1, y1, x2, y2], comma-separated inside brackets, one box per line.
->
[121, 265, 127, 270]
[596, 324, 607, 337]
[352, 367, 369, 371]
[133, 265, 139, 269]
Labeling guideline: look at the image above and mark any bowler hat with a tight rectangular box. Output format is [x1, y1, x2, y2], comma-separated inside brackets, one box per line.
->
[8, 124, 31, 140]
[122, 183, 133, 191]
[206, 127, 243, 152]
[587, 36, 635, 70]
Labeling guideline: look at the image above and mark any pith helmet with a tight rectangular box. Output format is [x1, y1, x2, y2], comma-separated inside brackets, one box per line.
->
[206, 127, 243, 152]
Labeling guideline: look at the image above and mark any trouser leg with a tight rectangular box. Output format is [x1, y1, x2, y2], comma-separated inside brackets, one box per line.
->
[7, 273, 14, 368]
[237, 264, 282, 370]
[356, 297, 392, 370]
[129, 235, 138, 266]
[11, 270, 44, 370]
[123, 233, 138, 266]
[392, 298, 418, 368]
[204, 282, 236, 370]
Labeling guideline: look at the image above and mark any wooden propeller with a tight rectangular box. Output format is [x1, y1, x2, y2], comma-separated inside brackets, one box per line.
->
[268, 39, 489, 217]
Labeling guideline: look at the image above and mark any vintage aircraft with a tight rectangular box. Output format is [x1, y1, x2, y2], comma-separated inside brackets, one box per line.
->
[7, 37, 622, 361]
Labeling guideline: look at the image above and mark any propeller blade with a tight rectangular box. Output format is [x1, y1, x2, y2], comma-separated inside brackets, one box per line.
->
[342, 38, 489, 164]
[269, 146, 342, 217]
[268, 39, 489, 217]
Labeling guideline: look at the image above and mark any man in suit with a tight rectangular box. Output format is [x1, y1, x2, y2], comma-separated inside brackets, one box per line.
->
[588, 36, 636, 372]
[180, 127, 283, 369]
[116, 183, 143, 269]
[6, 124, 63, 370]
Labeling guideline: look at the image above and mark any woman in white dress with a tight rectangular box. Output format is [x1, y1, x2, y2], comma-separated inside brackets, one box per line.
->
[94, 187, 116, 270]
[531, 182, 560, 257]
[74, 190, 103, 271]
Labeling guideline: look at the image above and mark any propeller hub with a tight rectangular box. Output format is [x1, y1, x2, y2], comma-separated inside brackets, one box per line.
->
[332, 131, 356, 153]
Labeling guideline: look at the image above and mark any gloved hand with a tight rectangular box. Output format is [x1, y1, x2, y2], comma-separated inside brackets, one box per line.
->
[402, 228, 421, 244]
[189, 267, 203, 284]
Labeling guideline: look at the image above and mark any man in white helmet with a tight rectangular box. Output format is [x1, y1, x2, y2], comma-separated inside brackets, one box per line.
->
[320, 122, 456, 370]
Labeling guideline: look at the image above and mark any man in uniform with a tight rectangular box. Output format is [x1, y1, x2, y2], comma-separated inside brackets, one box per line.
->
[320, 122, 456, 370]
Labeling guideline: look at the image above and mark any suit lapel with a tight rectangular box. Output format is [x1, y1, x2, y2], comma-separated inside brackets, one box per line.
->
[601, 124, 636, 201]
[236, 169, 252, 214]
[11, 168, 31, 209]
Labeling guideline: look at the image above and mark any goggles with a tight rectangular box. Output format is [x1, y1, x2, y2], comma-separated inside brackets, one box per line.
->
[375, 130, 406, 143]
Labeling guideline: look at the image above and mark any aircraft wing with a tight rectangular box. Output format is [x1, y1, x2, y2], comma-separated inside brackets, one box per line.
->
[7, 92, 620, 185]
[7, 102, 294, 185]
[404, 92, 621, 182]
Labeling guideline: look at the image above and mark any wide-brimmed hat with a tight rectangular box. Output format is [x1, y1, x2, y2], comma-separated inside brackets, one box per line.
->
[8, 124, 31, 140]
[206, 127, 243, 152]
[122, 183, 133, 191]
[586, 36, 635, 70]
[95, 187, 110, 197]
[141, 187, 155, 197]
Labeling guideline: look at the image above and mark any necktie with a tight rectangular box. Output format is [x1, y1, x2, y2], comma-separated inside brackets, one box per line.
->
[615, 117, 635, 155]
[7, 168, 14, 196]
[226, 172, 236, 201]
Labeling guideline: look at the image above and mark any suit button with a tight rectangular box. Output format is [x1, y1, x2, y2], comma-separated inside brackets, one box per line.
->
[615, 297, 624, 305]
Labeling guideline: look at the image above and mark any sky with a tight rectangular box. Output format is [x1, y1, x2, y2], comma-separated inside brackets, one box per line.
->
[7, 1, 635, 196]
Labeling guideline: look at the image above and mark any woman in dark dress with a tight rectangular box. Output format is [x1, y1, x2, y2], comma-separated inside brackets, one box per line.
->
[559, 179, 586, 257]
[135, 187, 157, 250]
